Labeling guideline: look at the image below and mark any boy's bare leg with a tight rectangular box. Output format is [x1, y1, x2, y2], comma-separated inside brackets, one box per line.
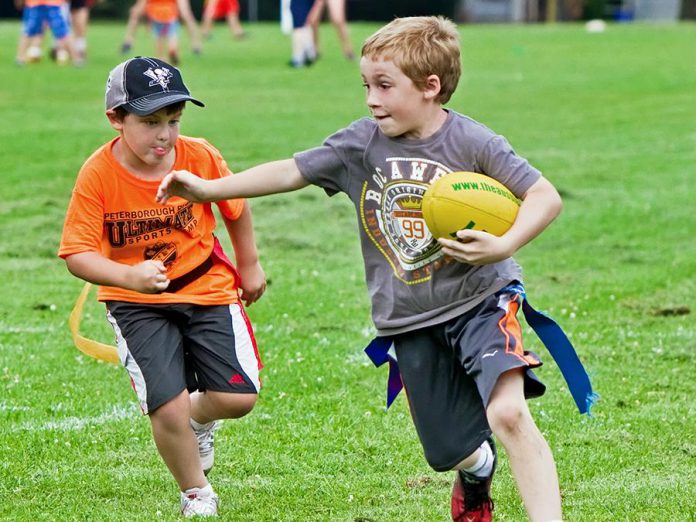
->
[16, 34, 31, 63]
[201, 1, 215, 39]
[487, 369, 563, 522]
[226, 13, 245, 39]
[55, 35, 80, 65]
[290, 26, 315, 67]
[176, 0, 202, 53]
[453, 448, 482, 470]
[167, 34, 180, 64]
[326, 0, 353, 59]
[150, 390, 208, 490]
[122, 0, 145, 51]
[306, 0, 324, 54]
[190, 390, 257, 423]
[155, 35, 166, 61]
[71, 6, 89, 59]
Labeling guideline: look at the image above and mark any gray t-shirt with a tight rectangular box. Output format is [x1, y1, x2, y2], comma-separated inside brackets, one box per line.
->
[294, 110, 541, 335]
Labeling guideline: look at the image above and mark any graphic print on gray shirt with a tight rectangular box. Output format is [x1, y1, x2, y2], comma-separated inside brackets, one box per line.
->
[294, 110, 541, 335]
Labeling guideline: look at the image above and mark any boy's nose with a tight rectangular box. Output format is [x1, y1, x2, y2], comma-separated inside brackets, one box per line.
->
[366, 92, 380, 108]
[156, 127, 169, 141]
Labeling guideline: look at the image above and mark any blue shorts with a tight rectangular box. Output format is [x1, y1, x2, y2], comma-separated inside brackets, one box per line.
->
[151, 20, 179, 38]
[290, 0, 313, 28]
[23, 5, 70, 39]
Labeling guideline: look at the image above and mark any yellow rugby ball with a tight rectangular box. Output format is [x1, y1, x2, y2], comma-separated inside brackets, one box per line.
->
[422, 172, 520, 239]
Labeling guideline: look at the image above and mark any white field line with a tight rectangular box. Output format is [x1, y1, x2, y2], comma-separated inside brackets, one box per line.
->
[11, 405, 138, 433]
[0, 402, 30, 412]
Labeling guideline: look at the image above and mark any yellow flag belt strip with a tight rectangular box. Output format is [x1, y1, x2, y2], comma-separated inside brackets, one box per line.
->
[68, 283, 119, 364]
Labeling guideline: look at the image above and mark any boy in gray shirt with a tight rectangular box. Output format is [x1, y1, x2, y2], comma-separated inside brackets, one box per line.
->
[157, 16, 567, 522]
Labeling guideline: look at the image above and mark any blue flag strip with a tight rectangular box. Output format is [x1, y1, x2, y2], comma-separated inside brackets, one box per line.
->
[364, 284, 597, 415]
[518, 292, 598, 414]
[364, 336, 403, 409]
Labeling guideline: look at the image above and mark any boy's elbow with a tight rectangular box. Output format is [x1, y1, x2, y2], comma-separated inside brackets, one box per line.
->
[64, 255, 81, 278]
[551, 190, 563, 218]
[64, 252, 94, 280]
[535, 176, 563, 219]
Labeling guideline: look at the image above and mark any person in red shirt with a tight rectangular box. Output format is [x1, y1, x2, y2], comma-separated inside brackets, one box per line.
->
[59, 57, 266, 518]
[201, 0, 246, 41]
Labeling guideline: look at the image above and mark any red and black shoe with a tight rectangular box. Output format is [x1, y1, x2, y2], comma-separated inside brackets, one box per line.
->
[451, 438, 497, 522]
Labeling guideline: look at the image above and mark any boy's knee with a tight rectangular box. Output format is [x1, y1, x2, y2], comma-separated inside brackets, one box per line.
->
[486, 399, 531, 437]
[150, 392, 190, 428]
[211, 391, 258, 419]
[231, 393, 257, 417]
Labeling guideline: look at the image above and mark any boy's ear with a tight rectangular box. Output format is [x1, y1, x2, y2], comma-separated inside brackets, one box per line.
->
[423, 74, 442, 101]
[106, 109, 124, 131]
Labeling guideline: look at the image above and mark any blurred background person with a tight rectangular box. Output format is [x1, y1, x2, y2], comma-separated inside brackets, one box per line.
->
[119, 0, 144, 53]
[175, 0, 203, 53]
[145, 0, 180, 64]
[120, 0, 202, 55]
[68, 0, 94, 60]
[201, 0, 246, 40]
[15, 0, 79, 65]
[288, 0, 316, 68]
[307, 0, 353, 60]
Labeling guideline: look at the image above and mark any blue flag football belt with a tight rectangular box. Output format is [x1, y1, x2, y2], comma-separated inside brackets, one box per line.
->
[365, 283, 598, 415]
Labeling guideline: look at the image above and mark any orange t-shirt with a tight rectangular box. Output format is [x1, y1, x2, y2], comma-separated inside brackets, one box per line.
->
[145, 0, 178, 23]
[59, 136, 245, 306]
[25, 0, 66, 6]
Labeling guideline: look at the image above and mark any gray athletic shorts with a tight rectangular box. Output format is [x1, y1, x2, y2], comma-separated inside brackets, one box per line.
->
[106, 301, 262, 415]
[393, 289, 545, 472]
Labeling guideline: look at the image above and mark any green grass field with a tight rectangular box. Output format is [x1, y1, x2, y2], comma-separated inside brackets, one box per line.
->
[1, 18, 695, 521]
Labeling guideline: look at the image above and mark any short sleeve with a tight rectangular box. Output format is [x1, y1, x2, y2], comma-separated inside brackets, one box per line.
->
[478, 135, 542, 198]
[58, 167, 105, 258]
[294, 118, 373, 196]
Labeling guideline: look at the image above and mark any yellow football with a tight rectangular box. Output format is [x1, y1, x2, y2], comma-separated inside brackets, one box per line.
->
[422, 171, 520, 239]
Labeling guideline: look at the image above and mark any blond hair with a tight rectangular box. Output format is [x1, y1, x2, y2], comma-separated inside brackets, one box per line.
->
[361, 16, 461, 104]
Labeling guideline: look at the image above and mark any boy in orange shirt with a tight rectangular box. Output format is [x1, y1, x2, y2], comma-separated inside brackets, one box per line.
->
[59, 57, 266, 518]
[120, 0, 202, 56]
[145, 0, 181, 64]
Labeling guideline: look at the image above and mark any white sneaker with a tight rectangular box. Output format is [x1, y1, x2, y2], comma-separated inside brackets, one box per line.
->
[191, 420, 220, 475]
[180, 488, 219, 518]
[55, 49, 69, 65]
[26, 46, 42, 63]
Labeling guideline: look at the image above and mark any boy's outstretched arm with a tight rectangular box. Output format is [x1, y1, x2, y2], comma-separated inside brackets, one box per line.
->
[156, 159, 309, 204]
[438, 176, 562, 266]
[222, 201, 266, 306]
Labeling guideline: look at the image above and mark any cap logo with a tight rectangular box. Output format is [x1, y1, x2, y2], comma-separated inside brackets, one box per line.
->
[143, 67, 173, 91]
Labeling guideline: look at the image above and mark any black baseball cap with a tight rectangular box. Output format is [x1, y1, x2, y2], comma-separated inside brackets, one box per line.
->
[105, 57, 204, 116]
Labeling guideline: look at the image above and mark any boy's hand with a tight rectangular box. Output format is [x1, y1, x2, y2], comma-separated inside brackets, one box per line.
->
[237, 261, 266, 306]
[437, 229, 514, 266]
[127, 260, 170, 293]
[156, 170, 208, 204]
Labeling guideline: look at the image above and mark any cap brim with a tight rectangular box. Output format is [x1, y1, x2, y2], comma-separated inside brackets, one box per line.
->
[123, 92, 205, 116]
